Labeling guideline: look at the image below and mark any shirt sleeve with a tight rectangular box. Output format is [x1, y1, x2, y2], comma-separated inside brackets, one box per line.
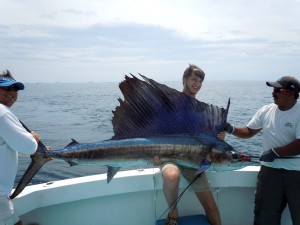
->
[246, 110, 263, 130]
[246, 104, 274, 130]
[0, 110, 37, 154]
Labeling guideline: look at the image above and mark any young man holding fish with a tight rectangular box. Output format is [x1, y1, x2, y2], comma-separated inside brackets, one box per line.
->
[154, 64, 222, 225]
[0, 70, 40, 225]
[224, 76, 300, 225]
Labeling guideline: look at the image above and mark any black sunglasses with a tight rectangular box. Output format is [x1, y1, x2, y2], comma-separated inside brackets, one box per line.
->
[273, 88, 291, 93]
[0, 85, 19, 92]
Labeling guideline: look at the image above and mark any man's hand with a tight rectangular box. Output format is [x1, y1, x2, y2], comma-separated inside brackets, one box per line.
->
[224, 122, 234, 134]
[217, 131, 225, 140]
[31, 131, 41, 142]
[259, 148, 280, 162]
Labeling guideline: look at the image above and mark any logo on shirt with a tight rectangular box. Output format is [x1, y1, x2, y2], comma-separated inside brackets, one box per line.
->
[284, 122, 293, 128]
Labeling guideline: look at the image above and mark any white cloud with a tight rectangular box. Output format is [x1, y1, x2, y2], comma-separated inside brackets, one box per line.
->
[3, 0, 300, 40]
[0, 0, 300, 82]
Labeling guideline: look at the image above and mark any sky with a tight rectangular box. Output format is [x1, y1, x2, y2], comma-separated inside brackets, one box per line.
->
[1, 0, 300, 83]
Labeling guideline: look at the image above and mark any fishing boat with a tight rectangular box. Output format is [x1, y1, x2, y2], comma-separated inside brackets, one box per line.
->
[12, 165, 292, 225]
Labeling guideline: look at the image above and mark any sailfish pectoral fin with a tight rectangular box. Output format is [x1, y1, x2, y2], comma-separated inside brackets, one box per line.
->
[107, 166, 121, 183]
[65, 160, 78, 166]
[196, 160, 211, 176]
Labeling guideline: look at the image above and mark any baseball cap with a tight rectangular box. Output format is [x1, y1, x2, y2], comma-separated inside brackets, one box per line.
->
[266, 76, 300, 93]
[0, 77, 24, 90]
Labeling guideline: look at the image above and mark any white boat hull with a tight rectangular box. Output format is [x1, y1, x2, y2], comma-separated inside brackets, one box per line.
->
[12, 166, 292, 225]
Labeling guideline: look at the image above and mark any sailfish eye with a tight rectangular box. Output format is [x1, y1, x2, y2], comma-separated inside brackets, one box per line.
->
[231, 151, 239, 159]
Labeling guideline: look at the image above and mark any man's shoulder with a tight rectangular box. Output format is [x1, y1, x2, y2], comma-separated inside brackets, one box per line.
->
[258, 103, 276, 112]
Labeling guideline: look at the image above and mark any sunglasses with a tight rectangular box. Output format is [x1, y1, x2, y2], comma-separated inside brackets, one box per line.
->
[273, 88, 292, 93]
[0, 85, 19, 92]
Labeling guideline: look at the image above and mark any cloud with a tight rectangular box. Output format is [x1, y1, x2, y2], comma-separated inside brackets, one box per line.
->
[1, 0, 300, 82]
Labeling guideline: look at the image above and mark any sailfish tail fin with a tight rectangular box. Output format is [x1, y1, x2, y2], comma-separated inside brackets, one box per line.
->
[9, 122, 52, 199]
[10, 141, 51, 199]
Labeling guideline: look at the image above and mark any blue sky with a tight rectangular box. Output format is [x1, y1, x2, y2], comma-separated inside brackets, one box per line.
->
[1, 0, 300, 83]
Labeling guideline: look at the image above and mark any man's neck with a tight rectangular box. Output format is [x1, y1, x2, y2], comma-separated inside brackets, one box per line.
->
[278, 100, 297, 111]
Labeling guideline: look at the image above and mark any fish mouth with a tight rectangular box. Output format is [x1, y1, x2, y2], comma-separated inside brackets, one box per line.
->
[239, 153, 251, 162]
[231, 151, 252, 162]
[209, 151, 239, 164]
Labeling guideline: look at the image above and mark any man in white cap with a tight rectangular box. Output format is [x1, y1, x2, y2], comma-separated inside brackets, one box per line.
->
[0, 70, 40, 225]
[224, 76, 300, 225]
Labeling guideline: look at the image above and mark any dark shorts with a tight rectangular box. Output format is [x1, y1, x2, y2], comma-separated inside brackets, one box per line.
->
[254, 166, 300, 225]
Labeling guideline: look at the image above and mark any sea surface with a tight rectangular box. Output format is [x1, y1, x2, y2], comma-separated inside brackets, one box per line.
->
[13, 79, 272, 187]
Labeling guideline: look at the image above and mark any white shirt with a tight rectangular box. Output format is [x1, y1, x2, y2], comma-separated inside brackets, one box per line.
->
[247, 102, 300, 170]
[0, 104, 37, 196]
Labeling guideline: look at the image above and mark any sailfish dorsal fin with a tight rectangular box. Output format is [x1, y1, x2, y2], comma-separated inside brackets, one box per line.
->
[111, 74, 229, 140]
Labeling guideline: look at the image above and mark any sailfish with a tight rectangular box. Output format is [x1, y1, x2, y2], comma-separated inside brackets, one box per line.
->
[10, 74, 253, 199]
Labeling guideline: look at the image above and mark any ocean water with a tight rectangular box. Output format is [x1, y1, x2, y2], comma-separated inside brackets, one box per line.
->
[12, 79, 273, 186]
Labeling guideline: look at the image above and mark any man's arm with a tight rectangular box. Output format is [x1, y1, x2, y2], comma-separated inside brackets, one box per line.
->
[274, 139, 300, 157]
[259, 139, 300, 162]
[224, 122, 261, 139]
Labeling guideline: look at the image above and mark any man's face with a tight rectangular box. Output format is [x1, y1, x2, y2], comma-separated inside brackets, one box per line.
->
[0, 85, 19, 107]
[183, 74, 203, 97]
[272, 87, 296, 109]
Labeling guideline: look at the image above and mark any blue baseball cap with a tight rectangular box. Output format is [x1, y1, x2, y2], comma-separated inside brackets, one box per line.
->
[0, 77, 24, 90]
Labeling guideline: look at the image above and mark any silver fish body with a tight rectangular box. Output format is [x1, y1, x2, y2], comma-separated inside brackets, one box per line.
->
[47, 134, 250, 181]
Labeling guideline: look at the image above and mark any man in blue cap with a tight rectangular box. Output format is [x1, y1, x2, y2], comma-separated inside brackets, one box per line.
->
[224, 76, 300, 225]
[0, 70, 40, 225]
